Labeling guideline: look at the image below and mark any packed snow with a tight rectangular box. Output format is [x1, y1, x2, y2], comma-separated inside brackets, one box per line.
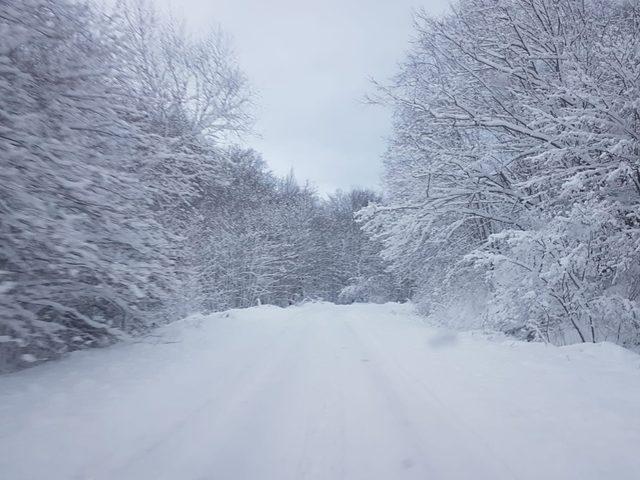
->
[1, 302, 639, 480]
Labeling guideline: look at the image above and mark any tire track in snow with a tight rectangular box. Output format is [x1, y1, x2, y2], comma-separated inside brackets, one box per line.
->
[348, 314, 521, 479]
[93, 322, 306, 480]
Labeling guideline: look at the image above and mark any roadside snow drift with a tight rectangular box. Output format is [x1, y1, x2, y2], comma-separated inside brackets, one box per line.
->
[1, 303, 639, 480]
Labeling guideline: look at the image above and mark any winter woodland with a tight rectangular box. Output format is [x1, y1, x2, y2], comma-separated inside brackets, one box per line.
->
[1, 0, 640, 372]
[362, 0, 640, 347]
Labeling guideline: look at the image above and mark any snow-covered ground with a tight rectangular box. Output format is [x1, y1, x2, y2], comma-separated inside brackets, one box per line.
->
[1, 303, 639, 480]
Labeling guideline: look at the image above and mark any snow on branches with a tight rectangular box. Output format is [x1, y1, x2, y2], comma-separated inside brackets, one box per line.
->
[367, 0, 640, 346]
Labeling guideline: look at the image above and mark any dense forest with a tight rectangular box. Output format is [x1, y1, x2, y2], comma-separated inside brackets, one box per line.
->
[0, 0, 403, 372]
[2, 0, 640, 373]
[364, 0, 640, 346]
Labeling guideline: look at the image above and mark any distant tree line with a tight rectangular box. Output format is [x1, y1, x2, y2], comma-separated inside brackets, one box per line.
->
[364, 0, 640, 347]
[0, 0, 403, 372]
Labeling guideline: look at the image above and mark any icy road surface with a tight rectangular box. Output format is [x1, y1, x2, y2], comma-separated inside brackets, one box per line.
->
[1, 303, 640, 480]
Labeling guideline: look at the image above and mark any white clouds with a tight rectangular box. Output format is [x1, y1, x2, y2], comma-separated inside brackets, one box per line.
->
[156, 0, 450, 192]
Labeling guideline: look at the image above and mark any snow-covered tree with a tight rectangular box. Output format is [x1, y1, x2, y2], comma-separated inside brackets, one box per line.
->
[0, 0, 254, 371]
[114, 0, 253, 312]
[319, 189, 405, 303]
[0, 0, 403, 373]
[0, 0, 181, 371]
[367, 0, 640, 345]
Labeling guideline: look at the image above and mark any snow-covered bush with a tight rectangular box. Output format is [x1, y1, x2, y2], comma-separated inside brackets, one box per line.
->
[470, 201, 640, 345]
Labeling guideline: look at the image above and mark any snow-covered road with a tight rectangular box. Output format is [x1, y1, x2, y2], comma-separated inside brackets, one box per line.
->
[1, 303, 640, 480]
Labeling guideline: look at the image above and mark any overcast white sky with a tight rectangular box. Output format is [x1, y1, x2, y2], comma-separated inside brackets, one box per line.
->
[156, 0, 450, 193]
